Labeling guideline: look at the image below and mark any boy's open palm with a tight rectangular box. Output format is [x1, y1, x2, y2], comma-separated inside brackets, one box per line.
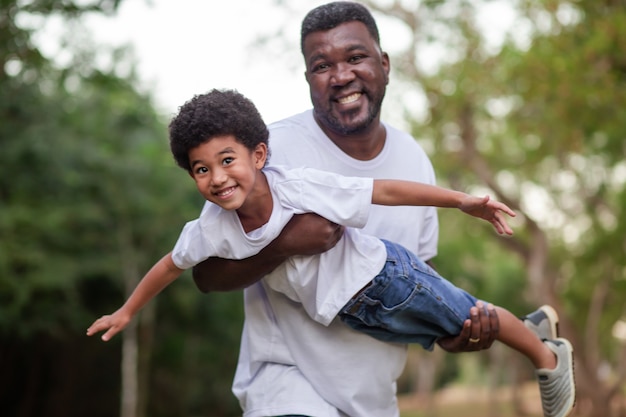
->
[458, 195, 516, 235]
[86, 308, 132, 342]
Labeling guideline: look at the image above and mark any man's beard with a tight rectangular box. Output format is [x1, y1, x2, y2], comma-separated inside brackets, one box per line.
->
[316, 93, 384, 136]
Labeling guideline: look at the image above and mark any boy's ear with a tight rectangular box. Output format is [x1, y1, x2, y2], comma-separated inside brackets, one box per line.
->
[254, 143, 268, 168]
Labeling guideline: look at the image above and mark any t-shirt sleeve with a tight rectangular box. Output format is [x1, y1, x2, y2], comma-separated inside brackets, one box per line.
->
[171, 219, 214, 270]
[275, 167, 373, 229]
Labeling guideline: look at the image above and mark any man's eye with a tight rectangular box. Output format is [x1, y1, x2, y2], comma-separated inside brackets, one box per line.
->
[312, 63, 330, 73]
[349, 55, 364, 63]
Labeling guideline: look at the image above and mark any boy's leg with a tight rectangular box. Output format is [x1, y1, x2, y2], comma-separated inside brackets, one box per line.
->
[496, 306, 576, 417]
[492, 307, 559, 368]
[338, 240, 478, 349]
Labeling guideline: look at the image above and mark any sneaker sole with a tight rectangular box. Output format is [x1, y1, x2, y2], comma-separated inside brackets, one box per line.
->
[538, 305, 560, 339]
[557, 338, 576, 417]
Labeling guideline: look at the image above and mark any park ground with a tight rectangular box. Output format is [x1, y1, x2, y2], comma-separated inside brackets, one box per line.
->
[399, 382, 544, 417]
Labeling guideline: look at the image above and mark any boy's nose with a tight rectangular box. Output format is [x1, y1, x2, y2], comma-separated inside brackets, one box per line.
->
[210, 168, 227, 186]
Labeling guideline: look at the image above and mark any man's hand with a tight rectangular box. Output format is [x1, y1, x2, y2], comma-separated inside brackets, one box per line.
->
[437, 301, 499, 352]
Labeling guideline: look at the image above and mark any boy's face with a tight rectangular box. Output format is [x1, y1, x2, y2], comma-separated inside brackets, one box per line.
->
[188, 135, 267, 211]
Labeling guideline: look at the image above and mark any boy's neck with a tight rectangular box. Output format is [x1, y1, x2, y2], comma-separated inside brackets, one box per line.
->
[237, 170, 273, 233]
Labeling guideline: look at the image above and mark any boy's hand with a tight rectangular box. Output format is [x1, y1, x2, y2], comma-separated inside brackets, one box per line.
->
[86, 308, 132, 341]
[458, 195, 516, 235]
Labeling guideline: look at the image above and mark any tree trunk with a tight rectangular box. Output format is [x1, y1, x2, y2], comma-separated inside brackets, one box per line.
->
[486, 343, 504, 417]
[117, 217, 143, 417]
[404, 346, 444, 416]
[120, 319, 138, 417]
[138, 298, 156, 417]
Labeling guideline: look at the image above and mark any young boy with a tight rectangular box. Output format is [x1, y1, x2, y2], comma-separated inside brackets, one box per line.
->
[87, 89, 575, 417]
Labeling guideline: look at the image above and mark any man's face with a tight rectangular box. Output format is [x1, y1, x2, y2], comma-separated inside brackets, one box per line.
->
[303, 21, 390, 136]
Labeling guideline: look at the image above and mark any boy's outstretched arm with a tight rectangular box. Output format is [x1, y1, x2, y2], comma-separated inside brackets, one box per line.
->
[193, 213, 344, 293]
[372, 180, 516, 235]
[87, 252, 183, 341]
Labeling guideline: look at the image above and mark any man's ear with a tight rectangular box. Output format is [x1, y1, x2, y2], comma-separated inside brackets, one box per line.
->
[382, 51, 391, 85]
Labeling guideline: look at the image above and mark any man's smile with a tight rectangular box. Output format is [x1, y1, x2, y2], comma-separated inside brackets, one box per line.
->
[337, 92, 362, 104]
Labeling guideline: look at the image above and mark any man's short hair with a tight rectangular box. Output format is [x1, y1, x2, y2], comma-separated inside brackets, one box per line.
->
[300, 1, 381, 54]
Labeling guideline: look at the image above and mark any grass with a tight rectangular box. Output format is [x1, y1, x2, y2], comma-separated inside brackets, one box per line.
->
[401, 403, 542, 417]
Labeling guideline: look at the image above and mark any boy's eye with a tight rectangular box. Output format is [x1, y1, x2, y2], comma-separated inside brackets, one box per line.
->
[196, 166, 208, 174]
[222, 157, 234, 165]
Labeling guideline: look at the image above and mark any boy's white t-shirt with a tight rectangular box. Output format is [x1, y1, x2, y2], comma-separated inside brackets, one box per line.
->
[171, 165, 386, 325]
[232, 110, 439, 417]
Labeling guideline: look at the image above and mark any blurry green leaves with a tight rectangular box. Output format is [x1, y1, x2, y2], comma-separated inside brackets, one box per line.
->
[0, 2, 245, 414]
[0, 0, 187, 336]
[364, 0, 626, 359]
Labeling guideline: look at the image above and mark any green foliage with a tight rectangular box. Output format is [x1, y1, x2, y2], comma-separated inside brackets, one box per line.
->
[0, 1, 243, 415]
[436, 209, 527, 311]
[0, 62, 168, 335]
[151, 286, 243, 416]
[366, 0, 626, 411]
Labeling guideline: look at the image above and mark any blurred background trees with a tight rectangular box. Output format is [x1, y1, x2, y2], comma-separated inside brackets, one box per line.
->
[1, 1, 243, 416]
[1, 0, 625, 416]
[358, 0, 626, 416]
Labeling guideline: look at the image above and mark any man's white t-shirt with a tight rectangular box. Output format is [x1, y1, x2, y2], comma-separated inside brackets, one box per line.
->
[172, 165, 386, 325]
[231, 110, 439, 417]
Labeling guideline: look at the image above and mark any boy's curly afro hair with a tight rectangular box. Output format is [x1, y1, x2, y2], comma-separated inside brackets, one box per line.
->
[168, 89, 269, 172]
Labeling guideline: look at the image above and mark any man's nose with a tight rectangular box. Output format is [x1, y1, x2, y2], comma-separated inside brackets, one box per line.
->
[330, 63, 356, 86]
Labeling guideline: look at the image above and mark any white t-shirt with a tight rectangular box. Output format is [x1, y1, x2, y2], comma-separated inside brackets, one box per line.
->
[232, 110, 439, 417]
[172, 165, 386, 325]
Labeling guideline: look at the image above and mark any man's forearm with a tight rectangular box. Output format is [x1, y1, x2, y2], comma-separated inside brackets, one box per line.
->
[192, 243, 286, 293]
[192, 213, 344, 293]
[425, 258, 436, 270]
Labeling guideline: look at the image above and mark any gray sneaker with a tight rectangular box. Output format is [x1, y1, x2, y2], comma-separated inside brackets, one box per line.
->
[537, 338, 576, 417]
[523, 305, 559, 341]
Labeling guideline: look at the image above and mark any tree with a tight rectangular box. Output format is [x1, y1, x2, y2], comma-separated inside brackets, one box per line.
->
[1, 1, 243, 416]
[361, 0, 626, 415]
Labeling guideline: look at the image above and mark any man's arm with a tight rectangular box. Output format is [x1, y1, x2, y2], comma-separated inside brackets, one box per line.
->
[193, 213, 344, 292]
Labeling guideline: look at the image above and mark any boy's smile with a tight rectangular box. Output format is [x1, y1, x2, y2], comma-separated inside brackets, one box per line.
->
[188, 135, 270, 227]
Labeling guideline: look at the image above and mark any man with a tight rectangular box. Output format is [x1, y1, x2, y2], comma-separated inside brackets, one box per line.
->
[193, 2, 503, 416]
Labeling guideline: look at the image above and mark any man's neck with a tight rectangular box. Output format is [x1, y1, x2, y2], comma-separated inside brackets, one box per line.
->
[317, 119, 387, 161]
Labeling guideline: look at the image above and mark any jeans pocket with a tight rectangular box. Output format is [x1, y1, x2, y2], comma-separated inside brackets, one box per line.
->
[365, 275, 418, 311]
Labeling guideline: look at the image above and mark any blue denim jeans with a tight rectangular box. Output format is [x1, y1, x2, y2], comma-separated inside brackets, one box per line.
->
[339, 239, 479, 351]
